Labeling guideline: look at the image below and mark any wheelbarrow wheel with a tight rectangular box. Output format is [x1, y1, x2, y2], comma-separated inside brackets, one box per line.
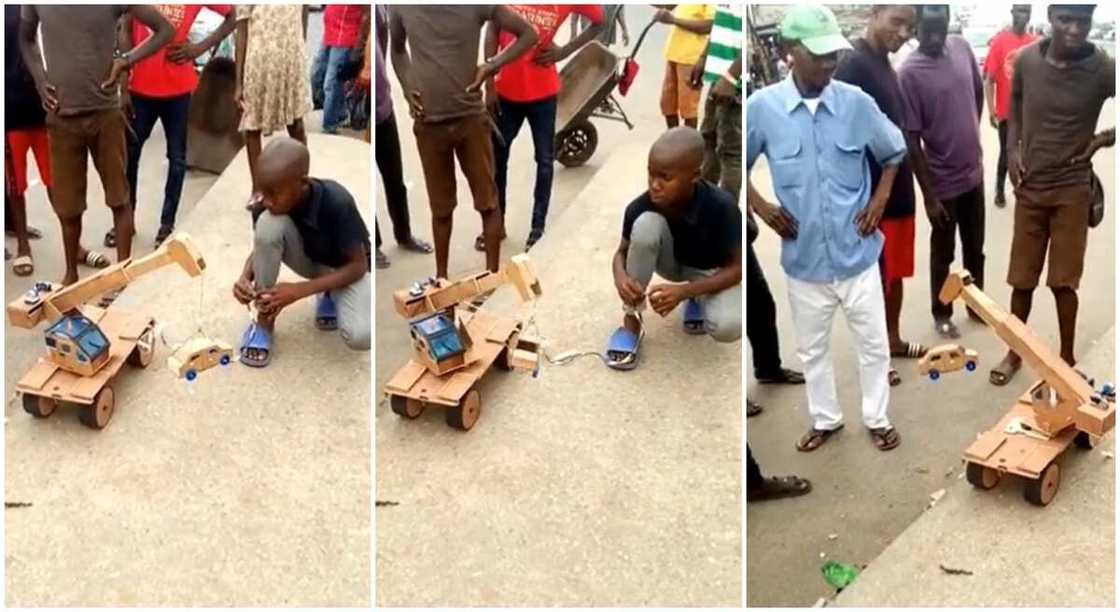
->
[389, 395, 424, 419]
[1024, 462, 1060, 506]
[555, 120, 598, 168]
[447, 389, 481, 431]
[965, 461, 1000, 490]
[22, 394, 57, 419]
[79, 386, 115, 430]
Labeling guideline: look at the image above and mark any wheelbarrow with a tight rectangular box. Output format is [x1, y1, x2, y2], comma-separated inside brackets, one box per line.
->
[554, 20, 656, 168]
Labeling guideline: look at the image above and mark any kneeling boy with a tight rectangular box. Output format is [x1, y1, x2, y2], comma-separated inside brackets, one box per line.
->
[607, 127, 742, 369]
[234, 137, 371, 366]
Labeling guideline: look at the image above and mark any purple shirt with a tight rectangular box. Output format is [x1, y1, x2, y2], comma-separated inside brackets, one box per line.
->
[374, 5, 392, 124]
[899, 35, 985, 201]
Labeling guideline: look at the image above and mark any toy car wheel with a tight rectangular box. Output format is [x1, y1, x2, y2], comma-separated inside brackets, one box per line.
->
[22, 394, 57, 419]
[929, 369, 940, 381]
[965, 361, 977, 372]
[127, 326, 156, 368]
[555, 119, 598, 168]
[79, 386, 115, 430]
[446, 389, 481, 431]
[220, 354, 231, 366]
[965, 461, 1000, 490]
[1024, 462, 1060, 506]
[185, 369, 198, 382]
[389, 395, 424, 419]
[1074, 431, 1098, 450]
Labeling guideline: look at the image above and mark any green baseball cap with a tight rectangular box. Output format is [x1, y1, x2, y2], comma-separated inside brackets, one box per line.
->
[780, 5, 852, 56]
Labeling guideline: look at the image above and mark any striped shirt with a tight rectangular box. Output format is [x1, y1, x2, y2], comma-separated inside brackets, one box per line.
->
[703, 4, 743, 89]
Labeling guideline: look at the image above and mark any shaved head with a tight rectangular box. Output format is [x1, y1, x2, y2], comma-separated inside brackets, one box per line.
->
[650, 127, 705, 173]
[257, 137, 311, 215]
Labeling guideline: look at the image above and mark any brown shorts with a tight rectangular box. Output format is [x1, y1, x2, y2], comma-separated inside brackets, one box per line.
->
[1006, 185, 1091, 290]
[45, 108, 129, 220]
[412, 113, 497, 219]
[660, 61, 701, 119]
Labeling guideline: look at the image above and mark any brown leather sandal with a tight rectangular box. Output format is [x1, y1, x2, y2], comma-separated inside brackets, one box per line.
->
[796, 425, 844, 452]
[869, 426, 901, 451]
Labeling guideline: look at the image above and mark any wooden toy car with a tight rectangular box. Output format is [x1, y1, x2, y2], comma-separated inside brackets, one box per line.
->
[167, 337, 234, 380]
[8, 234, 205, 429]
[918, 343, 979, 380]
[385, 254, 542, 431]
[939, 271, 1115, 506]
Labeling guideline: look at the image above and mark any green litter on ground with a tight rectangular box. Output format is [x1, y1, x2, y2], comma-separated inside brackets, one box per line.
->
[821, 560, 860, 589]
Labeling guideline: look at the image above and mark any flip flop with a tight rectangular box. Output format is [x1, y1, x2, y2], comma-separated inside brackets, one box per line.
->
[12, 254, 33, 277]
[935, 318, 960, 339]
[316, 292, 338, 331]
[398, 237, 433, 254]
[869, 426, 901, 451]
[796, 425, 844, 452]
[989, 357, 1022, 386]
[748, 475, 812, 502]
[155, 225, 174, 246]
[682, 298, 705, 335]
[375, 249, 390, 269]
[888, 368, 902, 387]
[239, 322, 273, 367]
[104, 228, 116, 248]
[756, 368, 805, 385]
[606, 314, 644, 371]
[474, 234, 486, 252]
[890, 341, 928, 358]
[6, 226, 42, 240]
[747, 398, 763, 417]
[81, 249, 111, 269]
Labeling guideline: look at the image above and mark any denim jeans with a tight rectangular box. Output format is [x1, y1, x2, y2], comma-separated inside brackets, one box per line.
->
[311, 44, 353, 133]
[127, 92, 190, 228]
[493, 95, 556, 234]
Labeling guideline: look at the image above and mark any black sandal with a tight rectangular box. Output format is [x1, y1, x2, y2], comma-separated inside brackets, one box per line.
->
[747, 398, 763, 417]
[104, 228, 117, 248]
[869, 427, 901, 451]
[748, 475, 812, 502]
[757, 368, 805, 385]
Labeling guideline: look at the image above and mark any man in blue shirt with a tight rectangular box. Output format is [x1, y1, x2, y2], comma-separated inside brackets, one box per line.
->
[747, 4, 907, 453]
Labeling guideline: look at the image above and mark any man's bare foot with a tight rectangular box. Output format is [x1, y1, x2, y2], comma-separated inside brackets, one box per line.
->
[622, 312, 641, 334]
[399, 236, 433, 253]
[990, 352, 1022, 386]
[243, 316, 275, 363]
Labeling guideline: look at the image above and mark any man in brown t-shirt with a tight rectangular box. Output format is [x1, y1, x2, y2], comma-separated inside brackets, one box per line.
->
[389, 5, 536, 280]
[991, 4, 1115, 386]
[20, 5, 173, 286]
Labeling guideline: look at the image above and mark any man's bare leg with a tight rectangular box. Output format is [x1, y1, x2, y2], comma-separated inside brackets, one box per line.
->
[885, 279, 905, 351]
[480, 207, 501, 273]
[992, 287, 1033, 384]
[684, 117, 698, 129]
[245, 130, 263, 199]
[286, 119, 307, 146]
[59, 215, 82, 285]
[432, 211, 453, 279]
[665, 115, 680, 128]
[111, 204, 134, 262]
[1053, 286, 1078, 365]
[10, 192, 31, 261]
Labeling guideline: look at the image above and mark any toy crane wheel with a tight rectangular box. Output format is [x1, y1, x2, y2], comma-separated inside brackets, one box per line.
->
[127, 326, 156, 368]
[79, 387, 115, 430]
[496, 347, 513, 371]
[446, 389, 481, 431]
[22, 394, 57, 419]
[1024, 462, 1060, 506]
[1074, 431, 1099, 450]
[965, 461, 1001, 490]
[389, 395, 424, 419]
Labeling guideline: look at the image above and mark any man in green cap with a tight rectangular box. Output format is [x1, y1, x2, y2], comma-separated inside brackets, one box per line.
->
[747, 4, 908, 453]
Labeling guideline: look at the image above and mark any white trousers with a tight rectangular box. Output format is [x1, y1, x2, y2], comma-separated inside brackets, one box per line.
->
[787, 263, 891, 431]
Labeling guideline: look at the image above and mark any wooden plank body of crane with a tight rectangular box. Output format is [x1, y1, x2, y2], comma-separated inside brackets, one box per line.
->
[392, 254, 543, 320]
[7, 234, 206, 329]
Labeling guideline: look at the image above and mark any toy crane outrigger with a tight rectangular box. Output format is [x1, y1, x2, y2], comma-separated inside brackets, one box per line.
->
[938, 271, 1115, 506]
[384, 254, 542, 431]
[8, 235, 206, 430]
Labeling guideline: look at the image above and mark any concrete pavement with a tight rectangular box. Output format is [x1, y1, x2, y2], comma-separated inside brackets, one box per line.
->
[834, 329, 1114, 608]
[376, 7, 742, 605]
[5, 135, 371, 607]
[746, 91, 1115, 606]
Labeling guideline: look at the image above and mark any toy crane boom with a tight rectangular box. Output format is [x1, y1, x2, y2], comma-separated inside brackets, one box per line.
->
[7, 234, 206, 329]
[939, 271, 1113, 436]
[392, 254, 542, 320]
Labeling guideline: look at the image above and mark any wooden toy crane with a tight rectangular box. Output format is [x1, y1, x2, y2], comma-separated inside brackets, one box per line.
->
[384, 254, 543, 431]
[8, 234, 206, 429]
[939, 271, 1115, 506]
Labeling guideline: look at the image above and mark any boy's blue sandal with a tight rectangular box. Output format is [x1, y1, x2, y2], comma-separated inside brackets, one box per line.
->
[606, 313, 644, 371]
[316, 292, 338, 331]
[683, 298, 705, 335]
[240, 322, 273, 367]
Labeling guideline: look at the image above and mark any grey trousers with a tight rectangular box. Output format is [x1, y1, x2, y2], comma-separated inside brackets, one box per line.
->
[625, 211, 742, 343]
[253, 211, 371, 351]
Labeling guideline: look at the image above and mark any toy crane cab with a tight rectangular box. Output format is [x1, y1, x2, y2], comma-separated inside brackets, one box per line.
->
[9, 234, 205, 430]
[938, 271, 1115, 506]
[385, 254, 543, 431]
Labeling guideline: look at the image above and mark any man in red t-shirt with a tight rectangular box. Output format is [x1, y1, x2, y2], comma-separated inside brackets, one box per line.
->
[983, 4, 1036, 208]
[123, 5, 236, 246]
[483, 5, 603, 250]
[312, 5, 369, 134]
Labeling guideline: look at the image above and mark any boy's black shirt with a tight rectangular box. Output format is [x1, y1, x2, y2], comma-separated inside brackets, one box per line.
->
[252, 178, 371, 271]
[622, 180, 742, 271]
